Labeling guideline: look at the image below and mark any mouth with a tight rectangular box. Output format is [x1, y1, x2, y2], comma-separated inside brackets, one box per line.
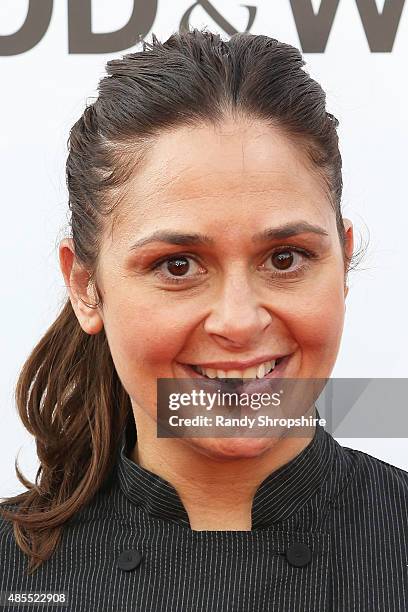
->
[178, 355, 293, 382]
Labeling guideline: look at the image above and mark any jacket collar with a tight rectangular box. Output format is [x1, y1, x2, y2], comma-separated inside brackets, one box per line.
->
[115, 409, 337, 529]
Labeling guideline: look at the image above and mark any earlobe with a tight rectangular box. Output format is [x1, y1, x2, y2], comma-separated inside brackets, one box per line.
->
[342, 218, 354, 264]
[71, 274, 104, 336]
[77, 295, 104, 335]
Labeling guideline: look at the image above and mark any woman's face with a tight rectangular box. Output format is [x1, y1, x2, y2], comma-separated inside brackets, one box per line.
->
[62, 117, 353, 458]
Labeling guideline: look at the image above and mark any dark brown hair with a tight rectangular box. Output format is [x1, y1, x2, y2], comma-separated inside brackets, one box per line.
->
[0, 28, 351, 573]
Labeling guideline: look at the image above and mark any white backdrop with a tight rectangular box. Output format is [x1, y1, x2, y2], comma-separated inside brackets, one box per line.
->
[1, 0, 407, 497]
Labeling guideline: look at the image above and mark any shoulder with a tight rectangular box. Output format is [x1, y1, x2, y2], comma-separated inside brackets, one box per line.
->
[338, 442, 408, 509]
[344, 443, 408, 482]
[0, 503, 18, 539]
[0, 490, 123, 590]
[0, 504, 28, 582]
[0, 484, 126, 553]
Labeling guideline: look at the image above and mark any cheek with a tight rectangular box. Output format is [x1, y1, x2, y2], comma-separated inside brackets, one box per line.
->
[286, 277, 346, 360]
[102, 301, 180, 410]
[104, 295, 190, 373]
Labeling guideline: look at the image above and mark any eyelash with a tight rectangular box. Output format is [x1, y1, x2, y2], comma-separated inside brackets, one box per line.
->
[148, 247, 318, 285]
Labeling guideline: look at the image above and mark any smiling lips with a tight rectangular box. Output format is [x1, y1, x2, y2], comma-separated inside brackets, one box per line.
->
[188, 356, 287, 380]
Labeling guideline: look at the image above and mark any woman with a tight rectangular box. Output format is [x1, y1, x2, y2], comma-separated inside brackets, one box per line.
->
[1, 29, 407, 611]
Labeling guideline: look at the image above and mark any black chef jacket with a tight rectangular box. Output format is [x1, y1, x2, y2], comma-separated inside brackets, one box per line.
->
[1, 418, 408, 612]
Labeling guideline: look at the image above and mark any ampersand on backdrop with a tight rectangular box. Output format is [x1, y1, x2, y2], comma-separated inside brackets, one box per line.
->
[180, 1, 257, 35]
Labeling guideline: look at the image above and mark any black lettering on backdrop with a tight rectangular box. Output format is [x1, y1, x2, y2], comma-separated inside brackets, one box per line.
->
[68, 0, 157, 53]
[291, 0, 405, 53]
[290, 0, 340, 53]
[180, 1, 257, 35]
[0, 0, 53, 56]
[0, 0, 405, 55]
[355, 0, 405, 52]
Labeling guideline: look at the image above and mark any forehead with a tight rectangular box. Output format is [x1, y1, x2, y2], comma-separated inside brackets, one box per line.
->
[110, 117, 335, 243]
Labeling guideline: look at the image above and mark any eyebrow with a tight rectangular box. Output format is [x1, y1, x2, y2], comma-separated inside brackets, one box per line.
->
[128, 221, 329, 251]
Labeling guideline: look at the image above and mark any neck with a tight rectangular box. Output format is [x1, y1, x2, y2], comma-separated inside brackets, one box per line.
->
[129, 405, 315, 531]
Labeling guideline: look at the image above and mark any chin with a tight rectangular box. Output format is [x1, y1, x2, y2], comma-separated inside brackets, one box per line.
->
[187, 437, 277, 461]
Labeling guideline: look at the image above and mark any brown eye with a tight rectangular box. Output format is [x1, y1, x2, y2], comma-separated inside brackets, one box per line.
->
[261, 248, 314, 278]
[271, 251, 294, 270]
[166, 257, 190, 276]
[151, 254, 206, 284]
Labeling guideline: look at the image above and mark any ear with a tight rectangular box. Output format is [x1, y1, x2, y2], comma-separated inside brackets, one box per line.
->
[59, 238, 104, 335]
[342, 218, 354, 299]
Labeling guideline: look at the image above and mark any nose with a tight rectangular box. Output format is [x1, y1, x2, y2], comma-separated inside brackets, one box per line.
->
[203, 271, 272, 348]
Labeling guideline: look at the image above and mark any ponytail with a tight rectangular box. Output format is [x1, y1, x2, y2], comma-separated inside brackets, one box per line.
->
[0, 299, 131, 574]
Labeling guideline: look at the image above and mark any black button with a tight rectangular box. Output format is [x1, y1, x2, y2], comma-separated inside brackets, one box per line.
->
[117, 549, 143, 571]
[285, 542, 312, 567]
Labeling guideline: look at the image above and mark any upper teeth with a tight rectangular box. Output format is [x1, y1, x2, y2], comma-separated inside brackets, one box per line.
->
[196, 360, 276, 380]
